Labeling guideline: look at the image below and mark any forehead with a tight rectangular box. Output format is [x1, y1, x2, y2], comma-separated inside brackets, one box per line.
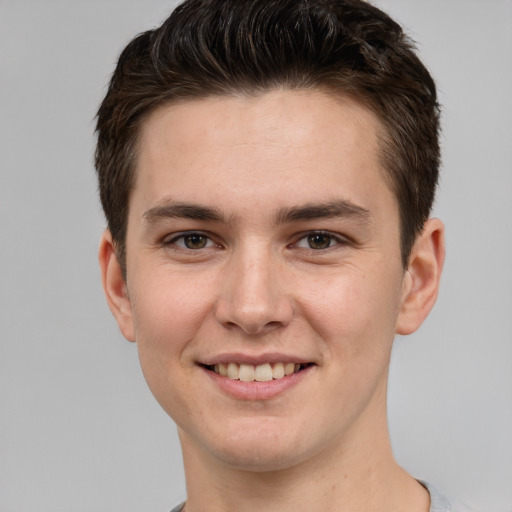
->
[132, 90, 396, 222]
[139, 90, 379, 164]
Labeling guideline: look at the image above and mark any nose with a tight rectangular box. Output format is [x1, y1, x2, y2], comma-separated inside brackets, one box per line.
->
[214, 245, 294, 335]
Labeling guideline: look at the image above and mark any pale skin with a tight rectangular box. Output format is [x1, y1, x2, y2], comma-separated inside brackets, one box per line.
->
[99, 90, 445, 512]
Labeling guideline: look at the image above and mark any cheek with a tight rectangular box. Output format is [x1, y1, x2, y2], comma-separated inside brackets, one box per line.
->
[129, 270, 216, 364]
[297, 264, 402, 355]
[128, 271, 217, 418]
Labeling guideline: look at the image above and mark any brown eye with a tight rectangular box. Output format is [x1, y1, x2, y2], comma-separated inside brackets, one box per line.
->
[307, 233, 333, 249]
[294, 232, 344, 251]
[163, 231, 219, 252]
[183, 234, 208, 249]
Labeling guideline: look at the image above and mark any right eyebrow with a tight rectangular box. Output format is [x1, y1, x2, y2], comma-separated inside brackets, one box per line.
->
[142, 200, 229, 225]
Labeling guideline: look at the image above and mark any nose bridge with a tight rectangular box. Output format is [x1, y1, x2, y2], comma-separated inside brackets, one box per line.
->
[215, 239, 292, 334]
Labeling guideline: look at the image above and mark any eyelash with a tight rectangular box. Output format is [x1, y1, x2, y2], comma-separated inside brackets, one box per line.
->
[162, 230, 348, 252]
[163, 231, 218, 250]
[292, 231, 349, 251]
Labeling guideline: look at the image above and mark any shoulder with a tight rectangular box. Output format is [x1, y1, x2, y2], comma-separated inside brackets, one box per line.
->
[421, 481, 474, 512]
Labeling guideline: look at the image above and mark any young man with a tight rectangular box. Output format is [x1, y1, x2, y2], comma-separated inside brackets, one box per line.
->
[96, 1, 451, 510]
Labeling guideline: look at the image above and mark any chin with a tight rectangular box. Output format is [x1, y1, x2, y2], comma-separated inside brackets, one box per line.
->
[213, 442, 309, 473]
[185, 416, 323, 473]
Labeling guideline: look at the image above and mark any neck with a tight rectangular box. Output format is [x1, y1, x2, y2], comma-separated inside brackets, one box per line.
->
[178, 409, 429, 512]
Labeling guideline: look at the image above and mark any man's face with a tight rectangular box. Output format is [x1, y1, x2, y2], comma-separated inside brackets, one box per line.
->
[120, 91, 410, 470]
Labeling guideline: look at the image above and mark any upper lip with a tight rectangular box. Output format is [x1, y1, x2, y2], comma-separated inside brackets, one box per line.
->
[199, 352, 314, 366]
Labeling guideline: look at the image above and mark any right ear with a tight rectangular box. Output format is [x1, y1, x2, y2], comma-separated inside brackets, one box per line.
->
[98, 230, 136, 342]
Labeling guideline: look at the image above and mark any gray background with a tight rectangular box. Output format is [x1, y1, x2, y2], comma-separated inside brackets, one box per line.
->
[1, 1, 511, 511]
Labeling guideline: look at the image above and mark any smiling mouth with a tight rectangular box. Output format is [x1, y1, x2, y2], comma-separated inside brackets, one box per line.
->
[201, 362, 313, 382]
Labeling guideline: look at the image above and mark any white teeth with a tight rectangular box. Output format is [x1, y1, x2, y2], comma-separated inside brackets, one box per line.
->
[227, 363, 239, 380]
[212, 362, 308, 381]
[272, 362, 285, 379]
[239, 364, 255, 382]
[219, 363, 228, 377]
[254, 363, 273, 382]
[284, 362, 295, 376]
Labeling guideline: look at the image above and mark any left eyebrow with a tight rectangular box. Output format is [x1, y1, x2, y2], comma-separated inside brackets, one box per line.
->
[274, 200, 372, 225]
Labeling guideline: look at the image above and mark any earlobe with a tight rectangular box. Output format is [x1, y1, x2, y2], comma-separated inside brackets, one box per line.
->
[395, 218, 445, 335]
[98, 230, 136, 342]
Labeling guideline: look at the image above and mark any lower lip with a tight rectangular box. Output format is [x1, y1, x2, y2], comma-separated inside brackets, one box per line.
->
[202, 365, 314, 401]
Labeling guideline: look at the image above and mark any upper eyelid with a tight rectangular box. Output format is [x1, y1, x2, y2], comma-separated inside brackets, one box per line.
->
[163, 230, 213, 241]
[293, 230, 350, 244]
[162, 231, 220, 249]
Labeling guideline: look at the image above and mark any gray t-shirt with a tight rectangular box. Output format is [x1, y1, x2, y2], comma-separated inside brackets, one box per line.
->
[170, 481, 461, 512]
[421, 481, 457, 512]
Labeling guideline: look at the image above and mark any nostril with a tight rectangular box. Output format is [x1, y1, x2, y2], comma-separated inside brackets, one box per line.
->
[265, 321, 282, 328]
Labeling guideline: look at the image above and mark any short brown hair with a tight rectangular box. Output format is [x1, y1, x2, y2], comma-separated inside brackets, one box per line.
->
[95, 0, 440, 273]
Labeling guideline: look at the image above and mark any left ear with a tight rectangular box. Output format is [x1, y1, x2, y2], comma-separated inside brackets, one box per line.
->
[395, 218, 445, 335]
